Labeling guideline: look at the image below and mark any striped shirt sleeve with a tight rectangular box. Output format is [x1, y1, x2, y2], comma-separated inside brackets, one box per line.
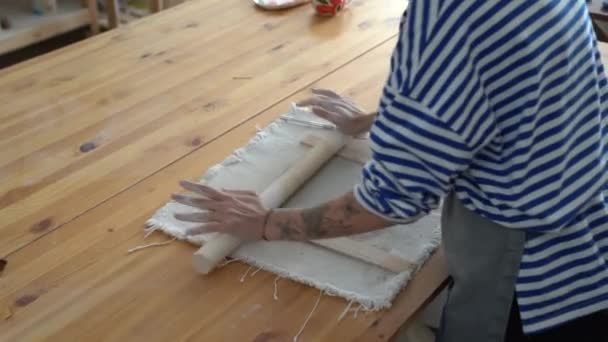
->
[355, 1, 498, 221]
[355, 89, 490, 221]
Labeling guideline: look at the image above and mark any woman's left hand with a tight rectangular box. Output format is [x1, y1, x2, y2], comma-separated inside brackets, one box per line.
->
[171, 180, 268, 241]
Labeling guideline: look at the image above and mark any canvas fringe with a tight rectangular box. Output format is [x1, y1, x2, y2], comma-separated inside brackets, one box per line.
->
[219, 258, 243, 267]
[293, 290, 323, 342]
[337, 300, 355, 321]
[250, 265, 263, 277]
[127, 237, 176, 254]
[143, 226, 159, 239]
[145, 216, 441, 311]
[240, 266, 253, 283]
[273, 276, 281, 301]
[230, 253, 401, 311]
[352, 304, 362, 319]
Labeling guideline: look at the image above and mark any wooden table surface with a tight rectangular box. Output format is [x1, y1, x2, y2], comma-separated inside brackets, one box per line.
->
[0, 0, 451, 341]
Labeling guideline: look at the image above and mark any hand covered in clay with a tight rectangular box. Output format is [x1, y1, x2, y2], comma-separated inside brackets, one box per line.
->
[297, 88, 377, 136]
[172, 181, 268, 241]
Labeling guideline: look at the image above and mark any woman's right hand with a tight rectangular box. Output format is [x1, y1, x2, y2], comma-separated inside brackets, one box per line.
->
[297, 88, 377, 137]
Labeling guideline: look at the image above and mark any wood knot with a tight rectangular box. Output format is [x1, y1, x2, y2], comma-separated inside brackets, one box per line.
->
[0, 185, 32, 209]
[79, 141, 97, 153]
[107, 228, 115, 232]
[384, 17, 401, 26]
[202, 100, 225, 112]
[282, 75, 300, 86]
[30, 218, 53, 233]
[253, 331, 289, 342]
[270, 43, 285, 52]
[0, 259, 7, 275]
[52, 76, 75, 85]
[190, 137, 202, 146]
[12, 79, 36, 92]
[263, 22, 279, 31]
[357, 20, 373, 30]
[15, 294, 38, 307]
[96, 98, 110, 106]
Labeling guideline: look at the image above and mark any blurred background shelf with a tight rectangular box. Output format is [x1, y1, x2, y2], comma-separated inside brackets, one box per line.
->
[0, 0, 96, 55]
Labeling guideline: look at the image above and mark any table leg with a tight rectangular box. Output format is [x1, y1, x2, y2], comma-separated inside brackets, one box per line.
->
[87, 0, 100, 34]
[150, 0, 164, 13]
[107, 0, 120, 28]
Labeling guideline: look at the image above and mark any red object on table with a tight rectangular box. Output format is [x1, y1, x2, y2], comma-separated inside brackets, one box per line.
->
[313, 0, 348, 16]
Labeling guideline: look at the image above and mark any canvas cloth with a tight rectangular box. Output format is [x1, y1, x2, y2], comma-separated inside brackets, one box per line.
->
[147, 105, 442, 310]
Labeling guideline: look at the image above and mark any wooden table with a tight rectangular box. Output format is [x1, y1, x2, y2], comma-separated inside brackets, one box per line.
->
[0, 0, 450, 340]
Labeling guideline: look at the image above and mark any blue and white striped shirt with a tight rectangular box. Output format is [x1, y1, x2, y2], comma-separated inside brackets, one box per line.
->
[355, 0, 608, 334]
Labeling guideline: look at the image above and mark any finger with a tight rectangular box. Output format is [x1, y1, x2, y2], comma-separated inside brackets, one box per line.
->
[185, 223, 221, 236]
[171, 194, 232, 211]
[312, 88, 341, 99]
[312, 91, 362, 113]
[225, 191, 263, 204]
[221, 189, 257, 196]
[234, 196, 263, 206]
[332, 100, 361, 116]
[179, 181, 226, 200]
[172, 193, 221, 209]
[312, 96, 360, 117]
[174, 212, 210, 223]
[334, 104, 359, 119]
[296, 97, 316, 107]
[310, 106, 348, 126]
[296, 94, 334, 108]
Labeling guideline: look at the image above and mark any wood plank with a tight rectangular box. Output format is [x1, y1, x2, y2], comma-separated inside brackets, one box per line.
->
[0, 0, 402, 116]
[0, 0, 262, 118]
[313, 238, 416, 273]
[0, 0, 226, 87]
[0, 0, 407, 256]
[0, 39, 447, 340]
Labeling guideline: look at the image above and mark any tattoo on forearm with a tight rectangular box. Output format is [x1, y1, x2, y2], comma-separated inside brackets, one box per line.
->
[344, 201, 360, 215]
[278, 218, 301, 240]
[270, 192, 389, 241]
[301, 206, 330, 238]
[298, 195, 362, 239]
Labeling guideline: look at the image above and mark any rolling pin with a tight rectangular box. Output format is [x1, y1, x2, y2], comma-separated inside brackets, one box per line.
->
[193, 134, 347, 274]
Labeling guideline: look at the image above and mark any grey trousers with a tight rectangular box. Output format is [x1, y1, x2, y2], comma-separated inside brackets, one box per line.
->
[436, 193, 527, 342]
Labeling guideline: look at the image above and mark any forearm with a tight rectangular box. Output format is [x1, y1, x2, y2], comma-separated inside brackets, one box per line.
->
[263, 191, 392, 241]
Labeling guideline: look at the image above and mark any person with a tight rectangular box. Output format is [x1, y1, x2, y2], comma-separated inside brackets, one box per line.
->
[171, 1, 608, 341]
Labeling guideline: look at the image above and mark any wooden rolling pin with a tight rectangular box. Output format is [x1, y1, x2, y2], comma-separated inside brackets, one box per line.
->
[193, 134, 347, 274]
